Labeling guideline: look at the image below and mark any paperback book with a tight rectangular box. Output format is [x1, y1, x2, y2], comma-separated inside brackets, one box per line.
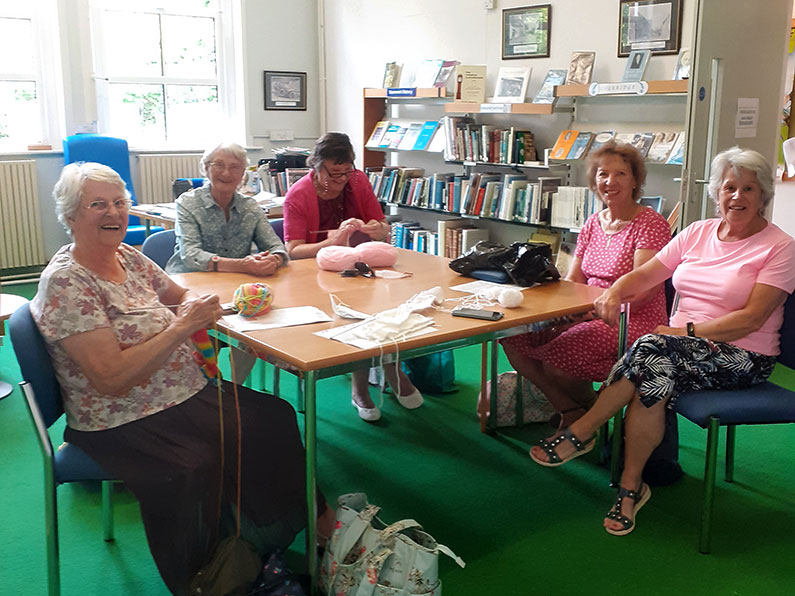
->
[365, 120, 390, 148]
[533, 69, 567, 104]
[647, 132, 680, 163]
[550, 130, 578, 160]
[382, 62, 402, 88]
[566, 51, 596, 85]
[454, 65, 487, 103]
[413, 59, 444, 88]
[566, 132, 594, 160]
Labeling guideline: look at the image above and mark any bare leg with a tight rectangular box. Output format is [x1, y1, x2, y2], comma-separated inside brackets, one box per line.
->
[604, 396, 666, 532]
[530, 377, 637, 464]
[380, 362, 418, 397]
[351, 368, 376, 409]
[502, 344, 594, 426]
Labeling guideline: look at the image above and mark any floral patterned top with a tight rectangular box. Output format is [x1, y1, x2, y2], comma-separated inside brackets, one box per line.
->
[165, 185, 288, 274]
[31, 244, 207, 431]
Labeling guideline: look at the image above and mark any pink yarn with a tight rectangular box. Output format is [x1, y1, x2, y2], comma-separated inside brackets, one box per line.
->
[316, 241, 398, 271]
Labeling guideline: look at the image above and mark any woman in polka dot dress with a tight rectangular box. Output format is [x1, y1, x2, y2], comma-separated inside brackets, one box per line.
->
[501, 141, 670, 429]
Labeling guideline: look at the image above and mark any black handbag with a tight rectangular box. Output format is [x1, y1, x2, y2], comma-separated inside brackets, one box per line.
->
[449, 241, 560, 286]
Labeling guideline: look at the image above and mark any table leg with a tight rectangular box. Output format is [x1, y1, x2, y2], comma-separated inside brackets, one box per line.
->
[478, 343, 488, 432]
[489, 340, 499, 430]
[304, 370, 318, 593]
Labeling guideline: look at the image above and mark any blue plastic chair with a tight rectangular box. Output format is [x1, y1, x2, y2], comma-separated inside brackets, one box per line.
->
[673, 292, 795, 553]
[62, 134, 164, 245]
[141, 229, 177, 269]
[269, 217, 284, 242]
[8, 303, 117, 596]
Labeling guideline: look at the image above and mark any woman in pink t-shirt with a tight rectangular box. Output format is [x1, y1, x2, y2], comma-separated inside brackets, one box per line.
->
[530, 147, 795, 538]
[283, 133, 423, 422]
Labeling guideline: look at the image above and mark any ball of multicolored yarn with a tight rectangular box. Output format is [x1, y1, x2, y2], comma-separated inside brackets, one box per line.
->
[232, 282, 273, 317]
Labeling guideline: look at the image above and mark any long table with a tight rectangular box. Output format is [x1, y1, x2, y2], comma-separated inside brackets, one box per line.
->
[171, 249, 602, 586]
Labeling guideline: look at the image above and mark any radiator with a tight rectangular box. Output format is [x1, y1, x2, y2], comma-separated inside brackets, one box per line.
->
[0, 160, 46, 269]
[137, 153, 202, 204]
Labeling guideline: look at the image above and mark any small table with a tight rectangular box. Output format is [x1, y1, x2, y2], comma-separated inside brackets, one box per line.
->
[1, 292, 29, 399]
[130, 201, 285, 236]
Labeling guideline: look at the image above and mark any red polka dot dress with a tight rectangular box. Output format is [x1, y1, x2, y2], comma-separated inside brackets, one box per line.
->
[502, 207, 671, 381]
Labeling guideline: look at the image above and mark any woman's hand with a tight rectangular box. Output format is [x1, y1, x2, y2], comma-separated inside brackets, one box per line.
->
[653, 325, 685, 336]
[241, 252, 281, 276]
[594, 287, 623, 327]
[175, 293, 223, 335]
[325, 224, 356, 246]
[359, 219, 388, 241]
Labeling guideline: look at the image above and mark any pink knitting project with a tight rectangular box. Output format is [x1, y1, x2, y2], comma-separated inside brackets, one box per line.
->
[316, 241, 398, 271]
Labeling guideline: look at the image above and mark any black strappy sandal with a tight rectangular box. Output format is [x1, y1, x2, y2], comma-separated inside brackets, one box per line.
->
[605, 483, 651, 536]
[529, 427, 596, 467]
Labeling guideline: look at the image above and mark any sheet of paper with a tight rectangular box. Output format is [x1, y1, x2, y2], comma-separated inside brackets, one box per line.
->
[222, 306, 332, 332]
[314, 319, 437, 350]
[449, 280, 528, 294]
[735, 97, 759, 138]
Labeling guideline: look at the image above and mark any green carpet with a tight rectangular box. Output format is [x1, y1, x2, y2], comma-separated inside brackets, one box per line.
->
[2, 283, 794, 595]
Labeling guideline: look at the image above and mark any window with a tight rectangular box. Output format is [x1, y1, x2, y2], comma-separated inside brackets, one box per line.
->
[91, 0, 229, 147]
[0, 8, 44, 150]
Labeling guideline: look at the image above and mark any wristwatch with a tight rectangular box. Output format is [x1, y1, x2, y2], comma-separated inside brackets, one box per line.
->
[686, 321, 696, 337]
[211, 255, 220, 272]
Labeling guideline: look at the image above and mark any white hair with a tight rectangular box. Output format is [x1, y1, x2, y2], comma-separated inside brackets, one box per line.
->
[199, 142, 249, 176]
[53, 162, 130, 234]
[708, 146, 774, 215]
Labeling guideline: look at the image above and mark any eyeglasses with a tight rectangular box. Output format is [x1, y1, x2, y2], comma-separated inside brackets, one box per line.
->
[208, 161, 246, 174]
[322, 164, 356, 181]
[84, 198, 132, 213]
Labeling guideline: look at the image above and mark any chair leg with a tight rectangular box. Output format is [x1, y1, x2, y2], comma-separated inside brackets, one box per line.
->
[699, 416, 720, 554]
[44, 467, 60, 596]
[273, 366, 281, 397]
[610, 412, 624, 486]
[296, 375, 305, 413]
[102, 481, 115, 542]
[725, 425, 736, 483]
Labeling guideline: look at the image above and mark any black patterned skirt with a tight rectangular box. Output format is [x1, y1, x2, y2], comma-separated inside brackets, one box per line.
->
[604, 333, 777, 409]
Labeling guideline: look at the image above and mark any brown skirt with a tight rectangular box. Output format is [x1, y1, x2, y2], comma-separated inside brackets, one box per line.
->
[65, 382, 325, 596]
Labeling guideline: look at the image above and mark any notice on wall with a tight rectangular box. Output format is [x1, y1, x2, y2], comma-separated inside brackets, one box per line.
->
[735, 98, 759, 138]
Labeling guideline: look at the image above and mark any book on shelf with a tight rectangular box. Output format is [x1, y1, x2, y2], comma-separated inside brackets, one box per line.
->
[437, 218, 472, 258]
[426, 126, 446, 153]
[639, 195, 664, 213]
[614, 132, 636, 146]
[566, 51, 596, 85]
[397, 123, 424, 150]
[391, 167, 426, 204]
[285, 168, 309, 189]
[382, 62, 402, 88]
[533, 69, 568, 104]
[461, 228, 489, 254]
[628, 132, 655, 158]
[566, 132, 594, 160]
[387, 126, 409, 149]
[412, 121, 440, 150]
[673, 48, 692, 80]
[501, 179, 529, 221]
[493, 173, 526, 219]
[365, 120, 390, 148]
[492, 66, 532, 104]
[555, 242, 577, 278]
[647, 131, 680, 163]
[666, 133, 686, 165]
[434, 60, 460, 88]
[412, 59, 445, 88]
[621, 50, 651, 83]
[589, 131, 616, 153]
[535, 176, 562, 224]
[481, 181, 502, 217]
[453, 65, 487, 103]
[550, 129, 578, 160]
[469, 173, 501, 216]
[550, 186, 597, 230]
[379, 124, 402, 148]
[429, 172, 456, 210]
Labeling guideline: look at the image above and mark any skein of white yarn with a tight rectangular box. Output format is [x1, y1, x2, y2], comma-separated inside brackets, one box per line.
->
[497, 288, 523, 308]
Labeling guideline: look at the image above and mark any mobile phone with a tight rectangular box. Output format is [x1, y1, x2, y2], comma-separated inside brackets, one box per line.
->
[221, 302, 237, 314]
[452, 308, 504, 321]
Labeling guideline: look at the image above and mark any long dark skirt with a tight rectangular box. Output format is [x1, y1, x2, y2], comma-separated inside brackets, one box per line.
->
[65, 382, 325, 596]
[605, 333, 777, 409]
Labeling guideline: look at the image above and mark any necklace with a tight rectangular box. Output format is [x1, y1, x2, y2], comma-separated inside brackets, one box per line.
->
[599, 210, 633, 247]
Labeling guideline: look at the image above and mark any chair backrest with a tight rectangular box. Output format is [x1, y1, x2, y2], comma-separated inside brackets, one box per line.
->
[270, 217, 284, 242]
[777, 292, 795, 369]
[141, 229, 177, 269]
[63, 134, 136, 204]
[8, 303, 63, 428]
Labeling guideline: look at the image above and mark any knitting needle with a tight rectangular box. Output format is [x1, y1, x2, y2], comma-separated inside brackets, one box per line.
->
[124, 303, 237, 314]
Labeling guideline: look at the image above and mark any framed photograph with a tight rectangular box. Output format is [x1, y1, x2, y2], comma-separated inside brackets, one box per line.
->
[263, 71, 307, 111]
[492, 67, 533, 103]
[618, 0, 682, 57]
[502, 4, 551, 60]
[621, 49, 651, 82]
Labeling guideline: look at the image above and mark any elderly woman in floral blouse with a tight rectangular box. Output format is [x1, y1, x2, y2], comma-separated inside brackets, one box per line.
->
[33, 162, 333, 595]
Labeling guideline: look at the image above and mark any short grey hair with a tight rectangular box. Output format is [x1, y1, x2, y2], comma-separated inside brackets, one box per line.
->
[53, 162, 130, 234]
[708, 146, 774, 214]
[199, 142, 249, 176]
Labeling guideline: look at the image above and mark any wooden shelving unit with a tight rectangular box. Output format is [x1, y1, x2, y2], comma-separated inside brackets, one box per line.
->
[554, 79, 689, 97]
[444, 102, 556, 115]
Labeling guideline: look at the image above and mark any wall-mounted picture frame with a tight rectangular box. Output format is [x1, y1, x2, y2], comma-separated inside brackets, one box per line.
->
[618, 0, 682, 57]
[264, 70, 307, 111]
[502, 4, 551, 60]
